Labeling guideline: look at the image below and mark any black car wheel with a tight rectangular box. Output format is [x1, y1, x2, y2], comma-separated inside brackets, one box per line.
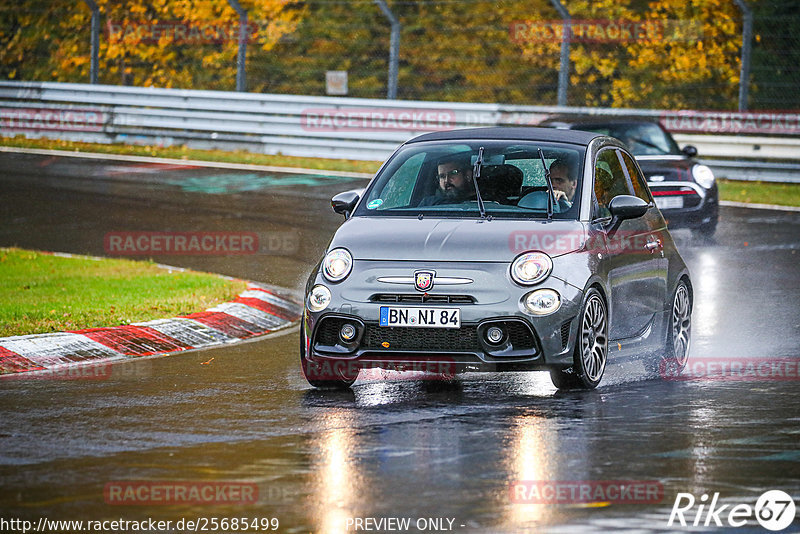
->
[300, 328, 359, 389]
[696, 217, 717, 238]
[550, 288, 608, 390]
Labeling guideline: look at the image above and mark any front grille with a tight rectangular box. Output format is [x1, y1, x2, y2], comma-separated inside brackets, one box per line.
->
[370, 294, 476, 304]
[314, 315, 539, 357]
[364, 324, 479, 351]
[364, 320, 537, 355]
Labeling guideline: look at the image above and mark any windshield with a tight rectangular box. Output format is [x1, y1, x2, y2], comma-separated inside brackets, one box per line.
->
[579, 123, 681, 156]
[354, 140, 585, 219]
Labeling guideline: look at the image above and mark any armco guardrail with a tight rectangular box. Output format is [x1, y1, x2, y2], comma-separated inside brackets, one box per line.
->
[1, 81, 799, 182]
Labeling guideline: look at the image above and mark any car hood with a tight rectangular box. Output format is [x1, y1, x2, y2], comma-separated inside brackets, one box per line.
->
[330, 217, 589, 262]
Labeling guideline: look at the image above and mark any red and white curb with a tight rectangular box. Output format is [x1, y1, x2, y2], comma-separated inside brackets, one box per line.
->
[0, 283, 302, 377]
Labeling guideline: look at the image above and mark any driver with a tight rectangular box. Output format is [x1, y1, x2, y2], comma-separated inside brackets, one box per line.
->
[418, 154, 474, 206]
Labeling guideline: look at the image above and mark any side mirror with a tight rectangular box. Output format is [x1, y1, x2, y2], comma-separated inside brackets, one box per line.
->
[331, 190, 363, 218]
[681, 145, 698, 157]
[608, 195, 649, 221]
[604, 195, 649, 236]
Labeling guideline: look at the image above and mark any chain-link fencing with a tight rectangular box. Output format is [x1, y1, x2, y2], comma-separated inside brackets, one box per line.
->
[0, 0, 798, 111]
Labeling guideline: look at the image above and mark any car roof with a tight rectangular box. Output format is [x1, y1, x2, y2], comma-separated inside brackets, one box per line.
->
[407, 126, 601, 146]
[538, 116, 663, 129]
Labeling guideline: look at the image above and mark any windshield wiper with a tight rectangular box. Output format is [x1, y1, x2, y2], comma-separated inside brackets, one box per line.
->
[472, 146, 487, 219]
[538, 148, 554, 221]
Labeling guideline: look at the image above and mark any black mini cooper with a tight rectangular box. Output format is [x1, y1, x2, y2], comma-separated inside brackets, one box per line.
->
[301, 127, 692, 390]
[540, 117, 719, 237]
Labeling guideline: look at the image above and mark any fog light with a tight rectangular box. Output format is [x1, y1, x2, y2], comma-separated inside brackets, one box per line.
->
[307, 285, 331, 312]
[340, 323, 357, 342]
[486, 326, 505, 345]
[524, 289, 561, 315]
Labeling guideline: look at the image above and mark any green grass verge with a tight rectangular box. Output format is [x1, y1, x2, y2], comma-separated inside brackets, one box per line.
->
[1, 135, 383, 174]
[0, 248, 247, 338]
[717, 178, 800, 208]
[3, 136, 800, 207]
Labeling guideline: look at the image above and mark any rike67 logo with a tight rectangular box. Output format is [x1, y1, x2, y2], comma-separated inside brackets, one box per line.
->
[668, 490, 796, 531]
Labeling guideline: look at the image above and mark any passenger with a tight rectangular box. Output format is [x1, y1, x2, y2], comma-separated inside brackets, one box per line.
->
[549, 159, 577, 206]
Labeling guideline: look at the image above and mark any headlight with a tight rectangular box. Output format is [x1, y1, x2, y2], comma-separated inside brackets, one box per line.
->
[323, 248, 352, 282]
[523, 289, 561, 315]
[510, 252, 552, 285]
[307, 285, 331, 312]
[692, 164, 715, 189]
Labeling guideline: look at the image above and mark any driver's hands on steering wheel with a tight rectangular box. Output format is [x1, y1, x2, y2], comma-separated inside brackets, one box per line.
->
[553, 189, 572, 208]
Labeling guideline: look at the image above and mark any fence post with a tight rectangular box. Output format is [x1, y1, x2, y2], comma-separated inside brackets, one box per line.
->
[734, 0, 752, 111]
[549, 0, 570, 107]
[374, 0, 400, 99]
[82, 0, 100, 84]
[227, 0, 248, 92]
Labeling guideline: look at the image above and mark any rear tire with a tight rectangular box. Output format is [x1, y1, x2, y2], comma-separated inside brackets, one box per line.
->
[550, 288, 608, 390]
[659, 280, 691, 378]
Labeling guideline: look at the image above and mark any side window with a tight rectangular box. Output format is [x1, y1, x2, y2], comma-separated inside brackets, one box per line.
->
[368, 152, 425, 209]
[593, 148, 630, 218]
[619, 151, 652, 203]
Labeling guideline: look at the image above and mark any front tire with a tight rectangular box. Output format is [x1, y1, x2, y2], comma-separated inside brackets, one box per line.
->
[550, 288, 608, 390]
[695, 217, 717, 239]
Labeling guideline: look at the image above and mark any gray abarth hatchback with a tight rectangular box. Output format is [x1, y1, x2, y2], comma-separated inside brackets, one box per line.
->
[301, 127, 692, 390]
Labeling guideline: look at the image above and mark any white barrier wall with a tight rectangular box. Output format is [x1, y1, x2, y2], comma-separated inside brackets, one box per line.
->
[1, 81, 798, 181]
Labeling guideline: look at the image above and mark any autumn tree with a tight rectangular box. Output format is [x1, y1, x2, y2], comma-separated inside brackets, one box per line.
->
[512, 0, 744, 109]
[258, 0, 747, 108]
[0, 0, 776, 111]
[395, 0, 557, 104]
[0, 0, 304, 90]
[247, 1, 391, 97]
[613, 0, 742, 109]
[749, 0, 800, 110]
[253, 0, 563, 103]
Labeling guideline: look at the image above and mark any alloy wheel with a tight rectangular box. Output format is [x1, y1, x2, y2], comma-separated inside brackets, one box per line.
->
[671, 283, 691, 367]
[580, 294, 608, 383]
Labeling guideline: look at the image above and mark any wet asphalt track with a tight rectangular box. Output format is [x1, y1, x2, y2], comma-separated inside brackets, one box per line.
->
[0, 152, 798, 533]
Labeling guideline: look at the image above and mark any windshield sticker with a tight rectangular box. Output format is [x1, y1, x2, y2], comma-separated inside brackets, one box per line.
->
[367, 199, 384, 209]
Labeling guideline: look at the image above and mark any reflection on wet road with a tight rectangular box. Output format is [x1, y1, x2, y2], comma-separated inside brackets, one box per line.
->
[0, 153, 798, 532]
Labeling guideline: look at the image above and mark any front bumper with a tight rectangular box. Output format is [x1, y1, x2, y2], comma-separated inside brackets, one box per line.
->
[302, 261, 585, 373]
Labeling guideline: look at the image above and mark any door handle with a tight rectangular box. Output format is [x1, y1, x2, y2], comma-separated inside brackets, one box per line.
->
[645, 239, 662, 252]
